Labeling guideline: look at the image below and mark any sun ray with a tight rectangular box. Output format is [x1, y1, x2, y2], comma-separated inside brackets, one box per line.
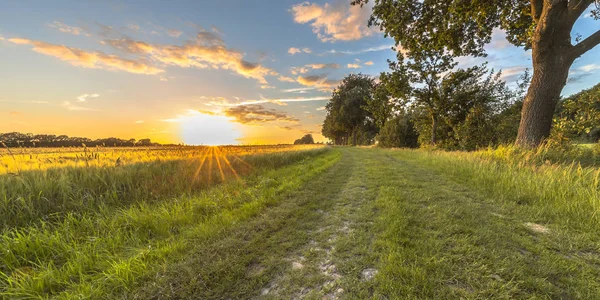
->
[216, 146, 239, 179]
[214, 147, 226, 182]
[192, 147, 210, 183]
[207, 147, 214, 184]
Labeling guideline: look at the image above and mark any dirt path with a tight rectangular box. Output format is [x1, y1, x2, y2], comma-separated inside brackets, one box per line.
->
[123, 147, 600, 299]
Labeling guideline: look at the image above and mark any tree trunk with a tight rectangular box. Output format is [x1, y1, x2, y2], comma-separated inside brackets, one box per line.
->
[515, 4, 575, 148]
[431, 115, 438, 145]
[515, 55, 572, 148]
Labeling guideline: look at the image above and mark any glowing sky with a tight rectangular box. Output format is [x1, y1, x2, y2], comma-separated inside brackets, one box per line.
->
[1, 1, 599, 145]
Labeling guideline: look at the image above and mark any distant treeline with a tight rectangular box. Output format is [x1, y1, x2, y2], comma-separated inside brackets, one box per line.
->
[0, 132, 162, 147]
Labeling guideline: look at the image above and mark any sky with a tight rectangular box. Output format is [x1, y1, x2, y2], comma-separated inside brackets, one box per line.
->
[1, 1, 599, 145]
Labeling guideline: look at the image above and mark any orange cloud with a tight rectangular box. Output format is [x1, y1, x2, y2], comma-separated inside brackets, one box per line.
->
[9, 38, 163, 75]
[223, 105, 299, 124]
[278, 75, 296, 82]
[297, 75, 339, 90]
[104, 35, 276, 84]
[347, 63, 361, 69]
[288, 47, 312, 55]
[47, 21, 90, 36]
[291, 1, 377, 42]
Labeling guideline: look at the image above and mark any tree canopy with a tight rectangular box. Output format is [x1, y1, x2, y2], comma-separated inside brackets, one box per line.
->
[354, 0, 600, 147]
[322, 74, 377, 145]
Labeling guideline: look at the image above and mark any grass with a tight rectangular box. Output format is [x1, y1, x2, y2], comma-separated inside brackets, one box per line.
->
[2, 145, 600, 298]
[0, 145, 334, 299]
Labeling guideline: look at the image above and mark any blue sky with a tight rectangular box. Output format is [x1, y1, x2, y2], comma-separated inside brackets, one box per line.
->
[1, 1, 599, 144]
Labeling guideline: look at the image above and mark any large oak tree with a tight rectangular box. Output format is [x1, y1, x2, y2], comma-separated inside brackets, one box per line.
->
[354, 0, 600, 147]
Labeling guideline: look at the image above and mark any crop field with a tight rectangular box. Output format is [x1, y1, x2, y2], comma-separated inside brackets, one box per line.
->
[2, 145, 600, 299]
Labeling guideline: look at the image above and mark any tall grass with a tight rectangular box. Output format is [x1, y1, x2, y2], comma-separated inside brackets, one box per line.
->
[0, 145, 338, 299]
[388, 145, 600, 232]
[0, 145, 325, 229]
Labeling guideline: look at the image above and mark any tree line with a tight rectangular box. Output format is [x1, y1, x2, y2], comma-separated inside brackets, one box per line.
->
[346, 0, 600, 148]
[322, 65, 529, 150]
[0, 132, 160, 148]
[322, 0, 600, 149]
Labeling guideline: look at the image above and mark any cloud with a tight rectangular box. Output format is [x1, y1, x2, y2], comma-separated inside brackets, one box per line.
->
[288, 47, 312, 55]
[10, 27, 275, 83]
[325, 44, 396, 55]
[127, 24, 141, 32]
[364, 61, 374, 66]
[9, 38, 163, 75]
[223, 104, 299, 124]
[499, 66, 528, 81]
[135, 120, 144, 124]
[316, 106, 326, 111]
[306, 63, 339, 69]
[77, 93, 100, 102]
[488, 28, 512, 50]
[578, 64, 600, 73]
[47, 21, 90, 36]
[282, 87, 318, 93]
[62, 101, 98, 111]
[102, 34, 276, 83]
[204, 95, 329, 107]
[168, 29, 183, 38]
[291, 63, 339, 74]
[260, 85, 275, 89]
[347, 63, 360, 69]
[291, 1, 377, 42]
[9, 111, 22, 116]
[297, 75, 339, 91]
[291, 66, 309, 75]
[278, 75, 296, 82]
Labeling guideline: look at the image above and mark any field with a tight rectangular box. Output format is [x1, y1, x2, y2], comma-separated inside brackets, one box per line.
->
[1, 145, 600, 299]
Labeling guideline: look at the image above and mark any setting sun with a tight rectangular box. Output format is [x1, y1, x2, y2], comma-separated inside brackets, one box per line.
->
[179, 112, 241, 145]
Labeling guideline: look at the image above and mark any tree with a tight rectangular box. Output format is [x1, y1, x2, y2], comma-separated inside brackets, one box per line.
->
[377, 113, 419, 148]
[294, 134, 315, 145]
[322, 74, 377, 145]
[554, 82, 600, 141]
[406, 50, 456, 145]
[354, 0, 600, 147]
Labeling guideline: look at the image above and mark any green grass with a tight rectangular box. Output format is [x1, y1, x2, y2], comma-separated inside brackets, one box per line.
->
[2, 146, 600, 299]
[0, 146, 335, 299]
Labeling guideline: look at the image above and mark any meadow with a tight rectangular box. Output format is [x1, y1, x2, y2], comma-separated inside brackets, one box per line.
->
[1, 144, 600, 299]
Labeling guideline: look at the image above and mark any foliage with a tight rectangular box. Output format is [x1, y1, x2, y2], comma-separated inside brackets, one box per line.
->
[410, 64, 516, 150]
[293, 134, 315, 145]
[376, 113, 419, 148]
[354, 0, 598, 58]
[322, 74, 377, 145]
[553, 82, 600, 142]
[0, 132, 158, 147]
[354, 0, 600, 147]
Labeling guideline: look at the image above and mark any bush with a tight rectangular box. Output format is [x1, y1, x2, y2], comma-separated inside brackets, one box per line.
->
[377, 115, 419, 148]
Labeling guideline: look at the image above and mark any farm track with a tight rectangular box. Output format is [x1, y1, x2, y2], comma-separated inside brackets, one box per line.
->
[125, 147, 600, 299]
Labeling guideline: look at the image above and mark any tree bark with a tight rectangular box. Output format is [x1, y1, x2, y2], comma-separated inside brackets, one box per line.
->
[431, 115, 438, 145]
[515, 55, 572, 147]
[515, 2, 574, 148]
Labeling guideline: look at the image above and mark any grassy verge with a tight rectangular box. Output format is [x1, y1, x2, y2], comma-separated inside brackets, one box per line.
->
[372, 147, 600, 298]
[0, 147, 336, 299]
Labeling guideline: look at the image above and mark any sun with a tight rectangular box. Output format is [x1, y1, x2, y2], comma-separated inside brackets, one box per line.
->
[179, 112, 242, 145]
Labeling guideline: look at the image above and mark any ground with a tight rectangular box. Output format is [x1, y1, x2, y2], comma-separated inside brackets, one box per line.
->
[120, 147, 600, 299]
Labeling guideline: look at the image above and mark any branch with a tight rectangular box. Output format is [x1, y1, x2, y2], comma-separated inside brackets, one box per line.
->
[568, 0, 595, 22]
[572, 29, 600, 58]
[531, 0, 544, 21]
